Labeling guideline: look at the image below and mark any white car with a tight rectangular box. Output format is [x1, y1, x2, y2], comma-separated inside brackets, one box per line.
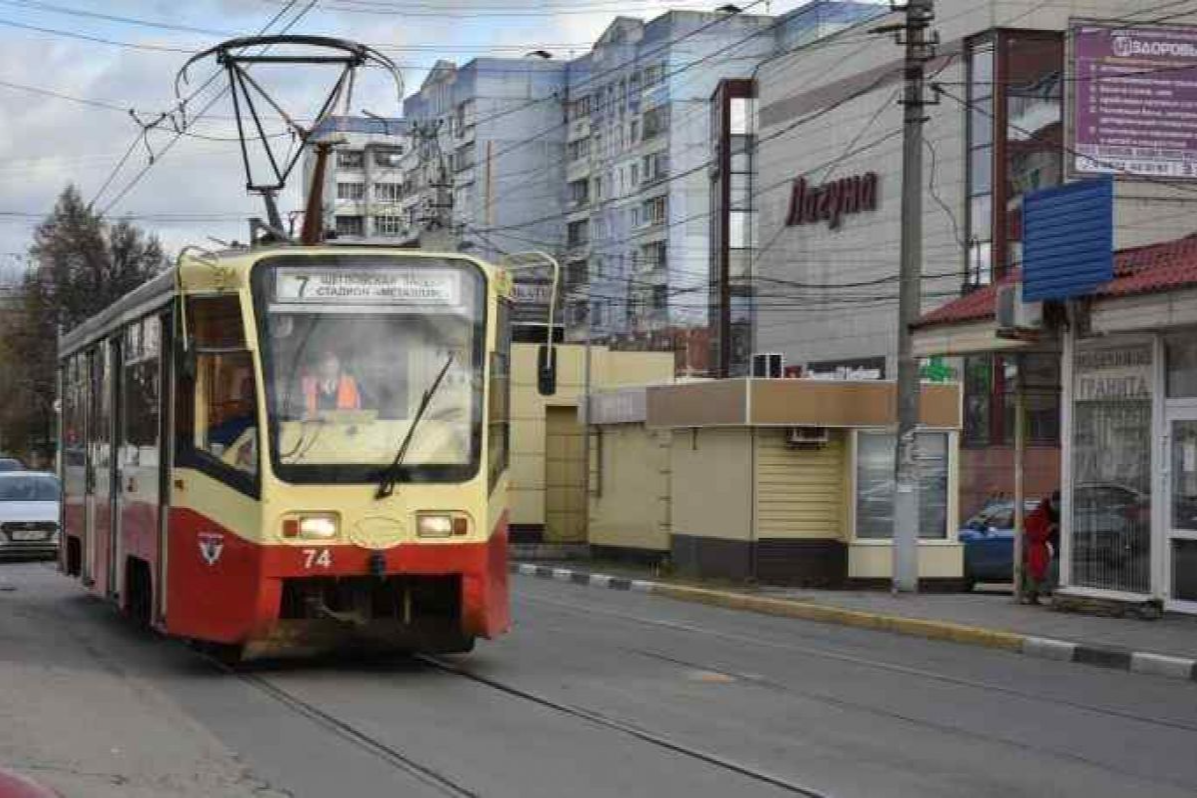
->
[0, 472, 61, 560]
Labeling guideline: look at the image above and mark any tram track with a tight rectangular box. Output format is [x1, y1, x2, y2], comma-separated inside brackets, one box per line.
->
[200, 653, 480, 798]
[416, 653, 834, 798]
[198, 645, 830, 798]
[516, 590, 1197, 734]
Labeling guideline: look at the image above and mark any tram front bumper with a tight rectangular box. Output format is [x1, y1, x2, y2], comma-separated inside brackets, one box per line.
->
[167, 507, 510, 649]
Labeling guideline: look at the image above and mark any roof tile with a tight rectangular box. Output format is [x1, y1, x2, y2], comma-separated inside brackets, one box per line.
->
[916, 233, 1197, 328]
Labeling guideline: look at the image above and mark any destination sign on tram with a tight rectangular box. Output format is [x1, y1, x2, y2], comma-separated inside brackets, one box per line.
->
[275, 268, 460, 305]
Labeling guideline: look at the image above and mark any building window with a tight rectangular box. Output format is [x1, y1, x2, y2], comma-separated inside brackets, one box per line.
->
[639, 240, 666, 271]
[335, 215, 364, 237]
[963, 32, 1064, 290]
[1071, 343, 1152, 594]
[375, 182, 402, 202]
[642, 106, 670, 140]
[373, 148, 403, 168]
[336, 182, 365, 201]
[568, 137, 591, 162]
[652, 285, 667, 310]
[1002, 32, 1063, 274]
[642, 151, 669, 184]
[963, 356, 993, 446]
[374, 215, 403, 236]
[567, 220, 589, 249]
[1166, 333, 1197, 398]
[730, 97, 751, 135]
[336, 149, 364, 169]
[963, 354, 1060, 447]
[569, 179, 590, 208]
[453, 143, 475, 172]
[642, 195, 666, 226]
[566, 259, 588, 288]
[570, 95, 591, 120]
[965, 37, 994, 289]
[855, 431, 950, 540]
[1001, 354, 1061, 445]
[592, 175, 603, 202]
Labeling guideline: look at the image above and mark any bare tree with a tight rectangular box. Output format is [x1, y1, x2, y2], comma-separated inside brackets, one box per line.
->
[0, 185, 168, 459]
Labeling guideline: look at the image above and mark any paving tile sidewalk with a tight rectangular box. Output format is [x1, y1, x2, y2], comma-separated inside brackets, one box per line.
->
[519, 559, 1197, 663]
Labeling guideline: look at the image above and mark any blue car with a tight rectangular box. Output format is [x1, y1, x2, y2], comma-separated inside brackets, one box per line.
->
[958, 499, 1038, 591]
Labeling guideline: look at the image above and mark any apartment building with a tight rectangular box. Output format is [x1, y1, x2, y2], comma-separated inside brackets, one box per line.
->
[402, 57, 570, 262]
[302, 115, 412, 241]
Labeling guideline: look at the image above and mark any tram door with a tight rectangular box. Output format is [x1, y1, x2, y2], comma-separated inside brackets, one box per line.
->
[118, 317, 164, 615]
[87, 340, 118, 596]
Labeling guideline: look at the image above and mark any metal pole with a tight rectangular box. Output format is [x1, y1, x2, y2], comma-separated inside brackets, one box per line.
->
[892, 0, 935, 594]
[581, 300, 593, 541]
[1013, 355, 1026, 602]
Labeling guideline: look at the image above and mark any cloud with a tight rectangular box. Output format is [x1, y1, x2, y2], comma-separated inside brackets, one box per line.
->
[0, 0, 816, 258]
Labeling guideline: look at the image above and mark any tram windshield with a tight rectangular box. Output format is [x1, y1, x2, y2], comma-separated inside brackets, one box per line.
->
[255, 255, 486, 484]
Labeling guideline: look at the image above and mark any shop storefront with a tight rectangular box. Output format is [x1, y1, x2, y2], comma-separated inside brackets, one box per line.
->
[1064, 331, 1197, 610]
[915, 234, 1197, 612]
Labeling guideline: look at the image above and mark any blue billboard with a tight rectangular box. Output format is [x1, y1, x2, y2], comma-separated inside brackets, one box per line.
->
[1022, 177, 1113, 301]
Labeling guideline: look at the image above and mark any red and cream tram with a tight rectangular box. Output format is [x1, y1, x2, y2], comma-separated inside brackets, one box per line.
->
[58, 246, 523, 658]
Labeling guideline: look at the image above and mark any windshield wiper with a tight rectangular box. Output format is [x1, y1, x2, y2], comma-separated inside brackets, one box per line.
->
[374, 353, 455, 500]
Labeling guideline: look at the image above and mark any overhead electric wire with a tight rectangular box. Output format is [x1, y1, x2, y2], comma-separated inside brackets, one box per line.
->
[252, 0, 744, 18]
[84, 0, 305, 211]
[95, 1, 320, 217]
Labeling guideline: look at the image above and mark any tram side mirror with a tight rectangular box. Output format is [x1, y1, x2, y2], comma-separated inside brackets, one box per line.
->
[537, 344, 557, 396]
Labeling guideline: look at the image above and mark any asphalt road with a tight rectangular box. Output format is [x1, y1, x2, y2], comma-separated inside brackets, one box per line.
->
[3, 562, 1197, 798]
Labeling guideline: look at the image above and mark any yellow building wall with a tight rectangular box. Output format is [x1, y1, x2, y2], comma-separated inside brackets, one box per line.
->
[848, 544, 964, 580]
[510, 343, 673, 539]
[588, 424, 671, 552]
[752, 428, 847, 541]
[670, 428, 753, 542]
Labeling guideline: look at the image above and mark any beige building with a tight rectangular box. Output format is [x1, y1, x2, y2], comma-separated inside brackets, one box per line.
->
[509, 342, 673, 544]
[586, 378, 963, 587]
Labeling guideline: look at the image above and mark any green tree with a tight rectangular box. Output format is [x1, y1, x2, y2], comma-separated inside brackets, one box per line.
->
[0, 185, 168, 460]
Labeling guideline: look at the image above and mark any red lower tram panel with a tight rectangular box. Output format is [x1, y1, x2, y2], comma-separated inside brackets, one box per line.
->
[163, 508, 510, 658]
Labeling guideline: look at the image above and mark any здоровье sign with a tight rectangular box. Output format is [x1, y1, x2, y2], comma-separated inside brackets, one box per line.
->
[1074, 24, 1197, 179]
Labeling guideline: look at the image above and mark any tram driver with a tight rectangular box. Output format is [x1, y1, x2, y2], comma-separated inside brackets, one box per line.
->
[302, 349, 363, 415]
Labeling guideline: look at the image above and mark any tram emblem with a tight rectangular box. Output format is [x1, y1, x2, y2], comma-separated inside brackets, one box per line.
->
[197, 532, 225, 566]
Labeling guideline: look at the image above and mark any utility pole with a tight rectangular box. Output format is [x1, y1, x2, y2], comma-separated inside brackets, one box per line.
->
[892, 0, 935, 593]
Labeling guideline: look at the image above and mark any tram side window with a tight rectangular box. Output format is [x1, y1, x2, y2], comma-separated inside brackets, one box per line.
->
[177, 296, 259, 480]
[488, 299, 512, 491]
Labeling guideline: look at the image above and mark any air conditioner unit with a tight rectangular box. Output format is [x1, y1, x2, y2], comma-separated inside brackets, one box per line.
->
[995, 282, 1043, 331]
[786, 426, 829, 447]
[752, 352, 784, 379]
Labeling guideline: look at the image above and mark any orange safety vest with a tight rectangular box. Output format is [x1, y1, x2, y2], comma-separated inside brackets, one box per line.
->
[302, 376, 361, 414]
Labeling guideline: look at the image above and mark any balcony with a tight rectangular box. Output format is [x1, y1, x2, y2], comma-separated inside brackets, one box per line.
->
[567, 117, 591, 143]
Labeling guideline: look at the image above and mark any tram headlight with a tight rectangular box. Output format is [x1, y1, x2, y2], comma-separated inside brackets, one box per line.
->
[419, 513, 475, 539]
[283, 514, 339, 540]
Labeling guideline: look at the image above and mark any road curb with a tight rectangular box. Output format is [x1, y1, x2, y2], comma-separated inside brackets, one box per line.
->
[511, 562, 1197, 683]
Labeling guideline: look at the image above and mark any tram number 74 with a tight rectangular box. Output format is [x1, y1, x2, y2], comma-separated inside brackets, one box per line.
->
[302, 548, 333, 569]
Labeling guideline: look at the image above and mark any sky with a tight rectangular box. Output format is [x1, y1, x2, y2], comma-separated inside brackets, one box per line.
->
[0, 0, 827, 272]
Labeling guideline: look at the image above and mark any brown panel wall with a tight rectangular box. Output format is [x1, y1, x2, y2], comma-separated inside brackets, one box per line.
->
[749, 381, 960, 428]
[647, 380, 746, 428]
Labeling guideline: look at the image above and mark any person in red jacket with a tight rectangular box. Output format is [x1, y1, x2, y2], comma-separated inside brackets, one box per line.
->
[1023, 490, 1060, 605]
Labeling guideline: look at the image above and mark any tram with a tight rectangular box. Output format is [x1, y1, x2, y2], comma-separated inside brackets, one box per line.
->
[58, 246, 536, 658]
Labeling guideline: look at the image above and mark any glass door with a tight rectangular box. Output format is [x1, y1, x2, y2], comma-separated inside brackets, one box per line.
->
[1166, 412, 1197, 611]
